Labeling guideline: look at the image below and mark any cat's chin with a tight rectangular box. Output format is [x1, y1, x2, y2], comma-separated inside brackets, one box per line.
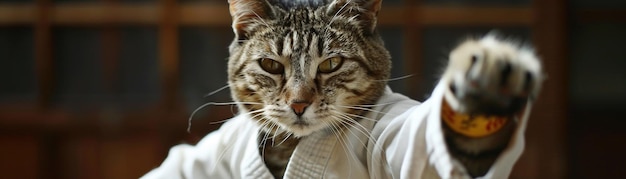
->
[284, 124, 318, 138]
[276, 120, 329, 138]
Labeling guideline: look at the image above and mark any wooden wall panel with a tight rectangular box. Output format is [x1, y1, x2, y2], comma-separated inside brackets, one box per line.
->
[0, 135, 40, 179]
[511, 0, 568, 178]
[101, 135, 161, 179]
[62, 137, 101, 179]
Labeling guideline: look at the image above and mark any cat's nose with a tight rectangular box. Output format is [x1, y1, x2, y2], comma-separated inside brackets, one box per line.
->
[290, 101, 310, 116]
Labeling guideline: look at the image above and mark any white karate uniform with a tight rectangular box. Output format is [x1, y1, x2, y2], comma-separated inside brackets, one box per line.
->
[142, 82, 530, 179]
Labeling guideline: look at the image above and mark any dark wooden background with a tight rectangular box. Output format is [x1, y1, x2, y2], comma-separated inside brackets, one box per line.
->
[0, 0, 625, 178]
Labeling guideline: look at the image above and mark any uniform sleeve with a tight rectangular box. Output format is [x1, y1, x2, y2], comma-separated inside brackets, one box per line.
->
[141, 116, 252, 179]
[375, 83, 529, 179]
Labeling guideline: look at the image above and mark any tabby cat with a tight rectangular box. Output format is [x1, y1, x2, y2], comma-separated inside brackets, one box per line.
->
[224, 0, 542, 178]
[228, 0, 391, 177]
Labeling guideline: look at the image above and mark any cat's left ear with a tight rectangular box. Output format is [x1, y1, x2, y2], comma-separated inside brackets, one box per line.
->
[228, 0, 274, 43]
[327, 0, 383, 34]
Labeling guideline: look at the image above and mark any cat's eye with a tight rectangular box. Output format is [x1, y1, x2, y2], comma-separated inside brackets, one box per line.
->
[318, 57, 344, 73]
[259, 58, 284, 74]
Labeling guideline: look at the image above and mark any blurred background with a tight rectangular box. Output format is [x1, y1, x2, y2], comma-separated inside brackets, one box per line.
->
[0, 0, 625, 178]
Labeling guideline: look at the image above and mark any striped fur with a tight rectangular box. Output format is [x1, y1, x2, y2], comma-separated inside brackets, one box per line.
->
[227, 0, 387, 177]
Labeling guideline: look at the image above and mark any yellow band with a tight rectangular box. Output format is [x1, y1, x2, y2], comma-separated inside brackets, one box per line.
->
[441, 100, 509, 138]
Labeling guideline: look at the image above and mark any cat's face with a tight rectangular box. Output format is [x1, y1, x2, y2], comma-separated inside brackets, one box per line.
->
[227, 0, 390, 137]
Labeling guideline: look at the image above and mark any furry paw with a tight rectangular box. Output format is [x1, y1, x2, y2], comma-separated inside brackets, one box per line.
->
[442, 34, 543, 116]
[440, 34, 544, 178]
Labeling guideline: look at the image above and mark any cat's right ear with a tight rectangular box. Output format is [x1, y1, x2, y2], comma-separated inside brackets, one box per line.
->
[228, 0, 273, 43]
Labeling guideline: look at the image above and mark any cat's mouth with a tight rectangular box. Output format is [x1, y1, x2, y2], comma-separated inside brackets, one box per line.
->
[291, 119, 309, 126]
[288, 118, 311, 132]
[274, 116, 328, 137]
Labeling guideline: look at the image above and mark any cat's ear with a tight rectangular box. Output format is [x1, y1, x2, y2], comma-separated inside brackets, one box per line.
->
[327, 0, 383, 34]
[228, 0, 273, 43]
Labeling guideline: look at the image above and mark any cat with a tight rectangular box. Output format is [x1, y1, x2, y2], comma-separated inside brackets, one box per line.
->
[142, 0, 543, 178]
[226, 0, 542, 178]
[227, 0, 393, 177]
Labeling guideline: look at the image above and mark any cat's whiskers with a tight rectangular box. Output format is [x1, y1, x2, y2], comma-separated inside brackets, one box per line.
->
[329, 107, 378, 122]
[212, 108, 265, 173]
[274, 131, 293, 147]
[260, 133, 267, 160]
[331, 116, 368, 149]
[259, 121, 274, 160]
[188, 101, 263, 133]
[251, 10, 270, 27]
[256, 114, 285, 147]
[212, 110, 266, 173]
[209, 108, 265, 125]
[338, 113, 378, 122]
[331, 113, 377, 147]
[349, 101, 401, 108]
[375, 74, 415, 82]
[346, 14, 359, 22]
[203, 84, 230, 98]
[335, 105, 394, 116]
[211, 136, 237, 173]
[322, 119, 355, 178]
[270, 123, 285, 147]
[236, 1, 270, 28]
[329, 113, 394, 173]
[327, 0, 353, 28]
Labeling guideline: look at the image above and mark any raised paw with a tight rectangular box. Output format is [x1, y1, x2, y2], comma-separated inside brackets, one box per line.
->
[440, 34, 545, 178]
[442, 34, 544, 116]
